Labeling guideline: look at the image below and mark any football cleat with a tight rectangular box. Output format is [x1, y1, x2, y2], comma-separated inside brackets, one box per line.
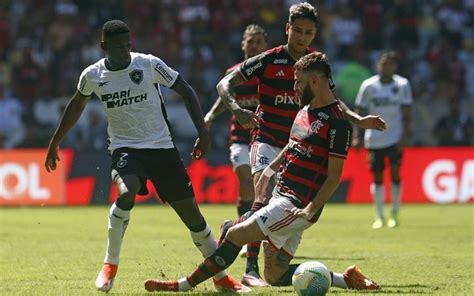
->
[143, 279, 179, 292]
[372, 218, 384, 229]
[241, 271, 269, 287]
[214, 275, 252, 293]
[387, 215, 399, 228]
[343, 265, 380, 290]
[95, 263, 118, 292]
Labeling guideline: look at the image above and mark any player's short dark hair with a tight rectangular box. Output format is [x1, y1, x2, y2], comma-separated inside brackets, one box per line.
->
[243, 24, 267, 39]
[294, 52, 332, 78]
[288, 2, 319, 25]
[102, 20, 130, 37]
[380, 51, 399, 64]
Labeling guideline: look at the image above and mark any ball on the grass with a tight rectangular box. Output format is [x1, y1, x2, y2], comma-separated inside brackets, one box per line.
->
[292, 261, 331, 296]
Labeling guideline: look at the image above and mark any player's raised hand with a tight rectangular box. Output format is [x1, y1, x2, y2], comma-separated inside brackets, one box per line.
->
[45, 145, 60, 172]
[359, 115, 386, 131]
[192, 132, 210, 160]
[234, 109, 259, 129]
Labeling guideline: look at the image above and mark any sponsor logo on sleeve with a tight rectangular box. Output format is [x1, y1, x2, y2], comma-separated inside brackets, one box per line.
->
[245, 61, 263, 76]
[329, 129, 336, 149]
[154, 63, 174, 83]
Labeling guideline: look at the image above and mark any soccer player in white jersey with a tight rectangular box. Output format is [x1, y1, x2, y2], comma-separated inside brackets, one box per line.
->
[44, 20, 249, 293]
[353, 51, 413, 229]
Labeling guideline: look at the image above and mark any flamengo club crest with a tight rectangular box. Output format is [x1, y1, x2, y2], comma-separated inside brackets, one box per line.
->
[129, 69, 143, 84]
[310, 120, 324, 133]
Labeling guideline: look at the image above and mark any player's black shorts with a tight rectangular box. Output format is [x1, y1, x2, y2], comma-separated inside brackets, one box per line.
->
[368, 144, 402, 172]
[110, 147, 194, 203]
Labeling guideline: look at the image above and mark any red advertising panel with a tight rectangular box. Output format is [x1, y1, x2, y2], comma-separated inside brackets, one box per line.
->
[342, 148, 474, 203]
[0, 149, 66, 205]
[0, 147, 472, 205]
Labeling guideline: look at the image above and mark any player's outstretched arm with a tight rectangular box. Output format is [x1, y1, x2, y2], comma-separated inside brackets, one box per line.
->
[216, 71, 259, 129]
[45, 90, 90, 172]
[338, 99, 386, 131]
[255, 144, 289, 204]
[171, 76, 210, 159]
[204, 97, 228, 129]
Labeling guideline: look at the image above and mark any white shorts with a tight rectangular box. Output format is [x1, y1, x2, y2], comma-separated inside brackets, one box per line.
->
[229, 143, 250, 169]
[255, 195, 313, 257]
[249, 141, 281, 174]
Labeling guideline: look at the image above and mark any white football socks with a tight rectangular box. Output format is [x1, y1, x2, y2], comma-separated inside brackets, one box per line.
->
[331, 272, 348, 289]
[371, 183, 384, 219]
[391, 182, 401, 215]
[104, 203, 130, 265]
[178, 277, 193, 291]
[190, 223, 226, 280]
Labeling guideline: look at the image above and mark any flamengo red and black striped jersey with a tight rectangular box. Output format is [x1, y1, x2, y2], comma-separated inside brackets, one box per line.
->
[238, 45, 336, 148]
[226, 63, 259, 145]
[276, 102, 352, 208]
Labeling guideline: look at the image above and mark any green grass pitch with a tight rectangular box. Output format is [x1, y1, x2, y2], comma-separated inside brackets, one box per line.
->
[0, 204, 472, 295]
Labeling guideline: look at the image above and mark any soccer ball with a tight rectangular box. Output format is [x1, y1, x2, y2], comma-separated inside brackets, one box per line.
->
[292, 261, 332, 296]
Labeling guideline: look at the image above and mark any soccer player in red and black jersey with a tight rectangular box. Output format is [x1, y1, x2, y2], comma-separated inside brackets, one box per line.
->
[204, 24, 268, 287]
[143, 52, 380, 293]
[215, 2, 385, 213]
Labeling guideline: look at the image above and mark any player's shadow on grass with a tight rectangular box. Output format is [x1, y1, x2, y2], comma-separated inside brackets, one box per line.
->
[293, 256, 365, 261]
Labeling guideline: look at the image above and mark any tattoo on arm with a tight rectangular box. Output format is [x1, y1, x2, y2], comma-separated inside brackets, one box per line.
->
[217, 73, 244, 113]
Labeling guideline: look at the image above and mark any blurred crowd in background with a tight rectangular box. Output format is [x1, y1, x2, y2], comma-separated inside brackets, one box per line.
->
[1, 0, 473, 154]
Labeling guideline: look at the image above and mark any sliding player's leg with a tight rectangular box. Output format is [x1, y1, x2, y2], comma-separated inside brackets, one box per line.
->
[150, 147, 249, 292]
[144, 215, 265, 292]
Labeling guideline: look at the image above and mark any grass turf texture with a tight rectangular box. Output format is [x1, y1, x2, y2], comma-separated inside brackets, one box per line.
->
[0, 204, 472, 295]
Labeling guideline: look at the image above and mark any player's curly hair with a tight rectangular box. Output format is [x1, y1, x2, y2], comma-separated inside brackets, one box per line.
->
[294, 52, 332, 77]
[288, 2, 319, 25]
[102, 20, 130, 37]
[243, 24, 267, 39]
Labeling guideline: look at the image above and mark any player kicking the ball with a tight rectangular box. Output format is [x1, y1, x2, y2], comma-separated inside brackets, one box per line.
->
[143, 52, 380, 293]
[45, 20, 249, 293]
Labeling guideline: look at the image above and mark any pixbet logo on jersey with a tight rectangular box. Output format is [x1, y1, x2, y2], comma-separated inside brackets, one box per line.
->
[275, 93, 300, 106]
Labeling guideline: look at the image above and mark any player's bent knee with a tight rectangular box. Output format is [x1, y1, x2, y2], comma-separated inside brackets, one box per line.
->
[225, 225, 243, 244]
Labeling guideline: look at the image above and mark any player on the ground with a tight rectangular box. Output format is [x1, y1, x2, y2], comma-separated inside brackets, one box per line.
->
[44, 20, 249, 293]
[215, 2, 385, 233]
[143, 52, 380, 293]
[352, 51, 412, 229]
[204, 24, 268, 287]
